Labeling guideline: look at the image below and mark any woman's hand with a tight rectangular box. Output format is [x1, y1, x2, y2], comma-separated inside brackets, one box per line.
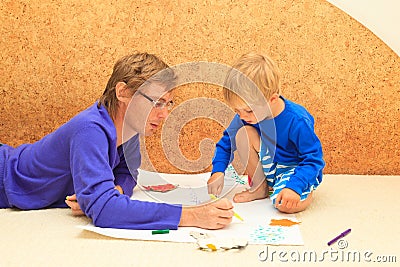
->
[65, 186, 124, 216]
[65, 194, 85, 216]
[179, 198, 234, 229]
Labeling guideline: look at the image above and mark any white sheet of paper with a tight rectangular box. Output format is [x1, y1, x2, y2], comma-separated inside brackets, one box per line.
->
[79, 168, 304, 245]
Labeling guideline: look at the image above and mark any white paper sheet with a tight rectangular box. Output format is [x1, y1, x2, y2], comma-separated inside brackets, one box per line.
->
[133, 167, 242, 206]
[79, 167, 304, 245]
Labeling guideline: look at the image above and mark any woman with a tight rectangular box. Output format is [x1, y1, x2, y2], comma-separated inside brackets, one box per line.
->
[0, 52, 233, 230]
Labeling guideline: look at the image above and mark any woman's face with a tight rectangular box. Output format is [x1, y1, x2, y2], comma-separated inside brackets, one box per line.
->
[123, 83, 174, 138]
[142, 86, 174, 136]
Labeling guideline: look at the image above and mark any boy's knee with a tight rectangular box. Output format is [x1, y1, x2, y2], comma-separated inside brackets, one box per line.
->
[236, 125, 259, 144]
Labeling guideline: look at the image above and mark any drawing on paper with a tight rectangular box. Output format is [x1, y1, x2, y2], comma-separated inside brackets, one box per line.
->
[225, 164, 246, 185]
[249, 225, 285, 244]
[269, 218, 301, 227]
[142, 183, 178, 193]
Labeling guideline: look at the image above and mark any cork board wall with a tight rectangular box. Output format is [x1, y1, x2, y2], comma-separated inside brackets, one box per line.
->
[0, 0, 399, 175]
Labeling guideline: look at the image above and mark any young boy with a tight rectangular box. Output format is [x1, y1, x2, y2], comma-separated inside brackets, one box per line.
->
[207, 52, 325, 213]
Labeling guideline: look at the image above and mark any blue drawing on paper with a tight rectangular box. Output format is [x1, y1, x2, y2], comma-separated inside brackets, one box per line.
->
[225, 164, 246, 185]
[250, 225, 285, 244]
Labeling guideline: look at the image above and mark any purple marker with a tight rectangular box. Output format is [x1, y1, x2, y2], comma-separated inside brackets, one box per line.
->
[327, 229, 351, 246]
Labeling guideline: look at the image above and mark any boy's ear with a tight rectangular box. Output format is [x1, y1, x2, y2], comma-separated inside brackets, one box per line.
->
[116, 82, 132, 103]
[269, 93, 280, 103]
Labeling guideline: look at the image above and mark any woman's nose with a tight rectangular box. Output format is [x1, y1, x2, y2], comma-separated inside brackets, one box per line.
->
[158, 107, 169, 119]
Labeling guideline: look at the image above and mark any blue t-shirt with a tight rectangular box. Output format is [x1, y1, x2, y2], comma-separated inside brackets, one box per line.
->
[212, 96, 325, 195]
[0, 102, 181, 230]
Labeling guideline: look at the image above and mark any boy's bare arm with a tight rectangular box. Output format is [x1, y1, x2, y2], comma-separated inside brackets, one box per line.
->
[207, 172, 225, 196]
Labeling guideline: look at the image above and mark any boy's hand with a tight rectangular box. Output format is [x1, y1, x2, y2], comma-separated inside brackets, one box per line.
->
[274, 188, 300, 209]
[207, 172, 224, 196]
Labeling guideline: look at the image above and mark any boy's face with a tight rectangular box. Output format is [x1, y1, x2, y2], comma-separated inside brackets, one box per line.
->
[234, 103, 272, 124]
[231, 93, 282, 124]
[234, 106, 257, 124]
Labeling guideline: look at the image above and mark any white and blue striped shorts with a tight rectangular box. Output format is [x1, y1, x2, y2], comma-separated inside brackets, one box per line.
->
[259, 143, 320, 205]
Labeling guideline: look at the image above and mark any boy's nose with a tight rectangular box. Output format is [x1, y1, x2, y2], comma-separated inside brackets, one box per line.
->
[238, 111, 248, 120]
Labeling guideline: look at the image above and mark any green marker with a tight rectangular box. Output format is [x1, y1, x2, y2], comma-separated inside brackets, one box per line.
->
[152, 229, 170, 235]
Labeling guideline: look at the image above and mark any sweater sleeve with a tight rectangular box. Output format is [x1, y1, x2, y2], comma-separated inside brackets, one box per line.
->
[211, 115, 244, 174]
[114, 136, 141, 197]
[70, 127, 182, 230]
[284, 118, 325, 195]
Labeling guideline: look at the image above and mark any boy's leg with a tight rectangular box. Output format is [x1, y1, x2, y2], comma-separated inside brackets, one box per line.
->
[233, 126, 269, 203]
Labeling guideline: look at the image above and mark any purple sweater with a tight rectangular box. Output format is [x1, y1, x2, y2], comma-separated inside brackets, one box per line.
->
[0, 103, 182, 229]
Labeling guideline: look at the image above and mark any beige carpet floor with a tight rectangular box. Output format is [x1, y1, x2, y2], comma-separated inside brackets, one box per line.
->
[1, 174, 399, 267]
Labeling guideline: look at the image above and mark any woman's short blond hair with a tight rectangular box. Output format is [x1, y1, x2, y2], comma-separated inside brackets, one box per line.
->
[223, 52, 281, 107]
[98, 52, 176, 119]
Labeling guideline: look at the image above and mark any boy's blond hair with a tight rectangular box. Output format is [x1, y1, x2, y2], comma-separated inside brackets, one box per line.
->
[223, 52, 281, 107]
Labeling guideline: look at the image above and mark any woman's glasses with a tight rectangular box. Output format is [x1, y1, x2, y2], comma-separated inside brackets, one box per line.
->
[137, 91, 174, 111]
